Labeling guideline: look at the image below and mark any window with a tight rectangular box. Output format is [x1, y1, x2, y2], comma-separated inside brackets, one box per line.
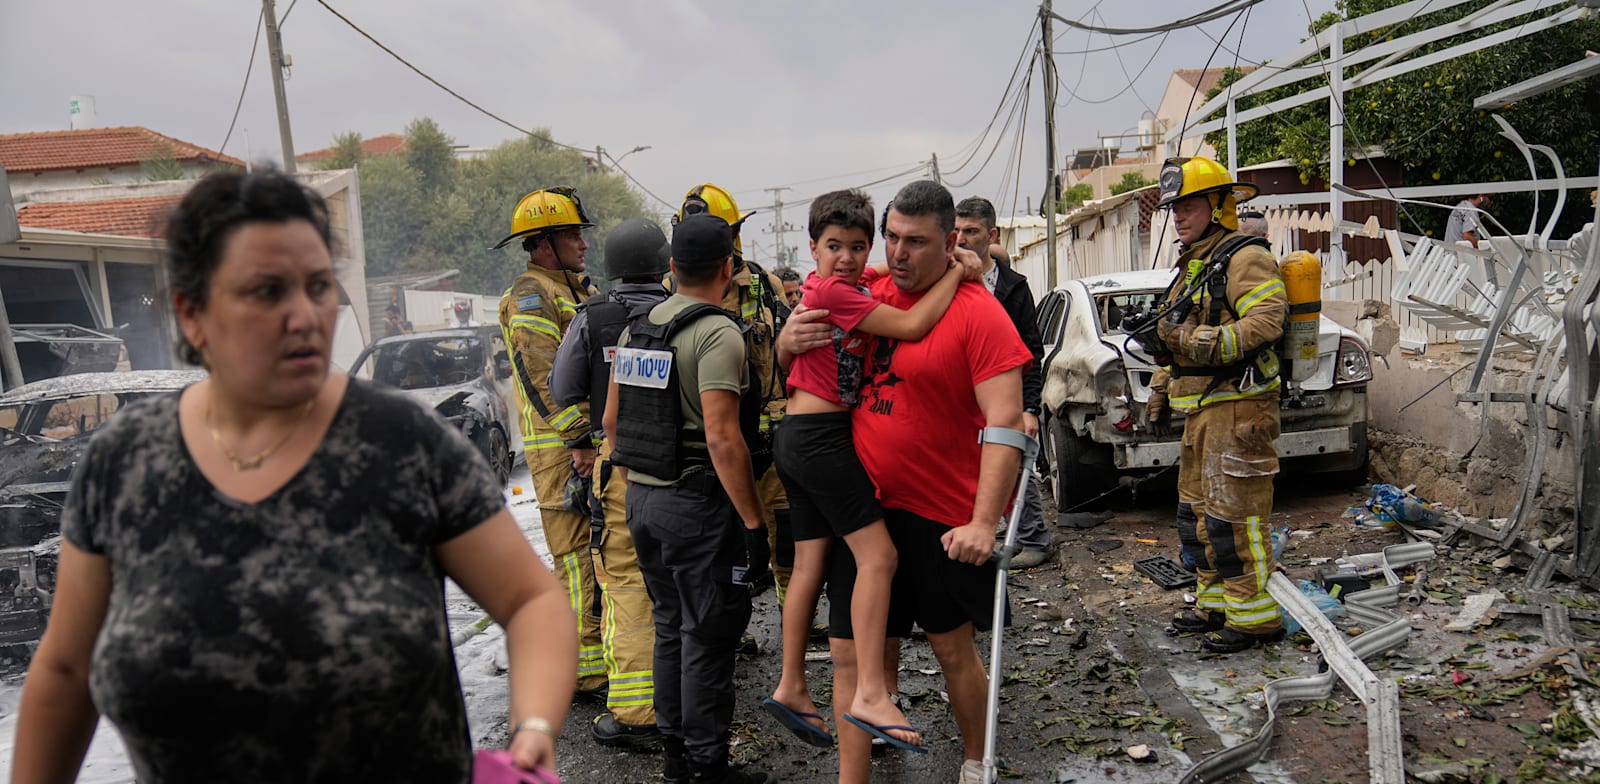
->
[38, 393, 123, 439]
[365, 337, 485, 390]
[1036, 292, 1065, 347]
[1097, 291, 1163, 334]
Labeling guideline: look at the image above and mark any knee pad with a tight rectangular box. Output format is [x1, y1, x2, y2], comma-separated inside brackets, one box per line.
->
[1203, 513, 1247, 579]
[1176, 502, 1209, 571]
[773, 508, 795, 569]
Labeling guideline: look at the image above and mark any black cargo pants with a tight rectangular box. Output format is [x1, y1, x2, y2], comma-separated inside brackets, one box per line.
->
[627, 476, 753, 770]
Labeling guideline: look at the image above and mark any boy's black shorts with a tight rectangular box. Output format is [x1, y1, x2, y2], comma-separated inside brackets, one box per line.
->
[774, 413, 883, 542]
[827, 507, 1007, 639]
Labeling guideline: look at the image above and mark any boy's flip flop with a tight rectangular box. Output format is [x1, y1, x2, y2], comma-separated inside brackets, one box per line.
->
[841, 713, 928, 754]
[761, 698, 834, 747]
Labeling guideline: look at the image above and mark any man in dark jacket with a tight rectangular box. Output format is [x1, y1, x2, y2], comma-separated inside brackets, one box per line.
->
[955, 197, 1050, 567]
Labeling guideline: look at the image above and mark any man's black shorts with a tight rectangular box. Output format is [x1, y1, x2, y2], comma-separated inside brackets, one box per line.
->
[774, 413, 883, 541]
[827, 507, 1007, 639]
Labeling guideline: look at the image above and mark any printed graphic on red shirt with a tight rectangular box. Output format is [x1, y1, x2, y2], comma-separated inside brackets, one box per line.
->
[853, 280, 1033, 527]
[788, 270, 882, 406]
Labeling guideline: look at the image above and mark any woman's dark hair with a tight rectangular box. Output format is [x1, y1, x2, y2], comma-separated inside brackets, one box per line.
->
[164, 169, 333, 365]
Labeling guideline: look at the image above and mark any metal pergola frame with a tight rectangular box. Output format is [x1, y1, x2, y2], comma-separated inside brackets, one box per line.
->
[1167, 0, 1588, 263]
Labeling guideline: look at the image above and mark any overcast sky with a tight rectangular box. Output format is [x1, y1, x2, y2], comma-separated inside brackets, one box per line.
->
[1, 0, 1332, 269]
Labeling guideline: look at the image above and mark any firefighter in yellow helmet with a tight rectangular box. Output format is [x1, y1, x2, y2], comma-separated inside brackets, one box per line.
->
[673, 184, 796, 611]
[493, 187, 608, 692]
[1148, 157, 1289, 654]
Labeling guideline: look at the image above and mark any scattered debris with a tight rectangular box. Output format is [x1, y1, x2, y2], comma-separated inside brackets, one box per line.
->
[1056, 510, 1114, 529]
[1132, 557, 1195, 590]
[1444, 591, 1506, 632]
[1357, 483, 1443, 529]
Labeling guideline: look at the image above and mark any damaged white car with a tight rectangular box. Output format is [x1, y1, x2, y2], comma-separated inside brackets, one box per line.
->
[351, 327, 521, 485]
[1036, 268, 1373, 511]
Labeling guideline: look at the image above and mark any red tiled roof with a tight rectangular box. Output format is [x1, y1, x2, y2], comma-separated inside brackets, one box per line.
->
[15, 195, 184, 238]
[0, 127, 245, 174]
[297, 133, 407, 162]
[1174, 66, 1258, 96]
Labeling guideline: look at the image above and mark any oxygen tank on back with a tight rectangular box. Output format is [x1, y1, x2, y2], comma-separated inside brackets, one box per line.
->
[1278, 251, 1322, 382]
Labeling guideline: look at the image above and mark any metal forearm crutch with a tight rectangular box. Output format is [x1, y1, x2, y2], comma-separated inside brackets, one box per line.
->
[977, 425, 1041, 784]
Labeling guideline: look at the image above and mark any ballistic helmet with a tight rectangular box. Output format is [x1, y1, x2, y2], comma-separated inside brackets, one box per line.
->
[602, 218, 670, 280]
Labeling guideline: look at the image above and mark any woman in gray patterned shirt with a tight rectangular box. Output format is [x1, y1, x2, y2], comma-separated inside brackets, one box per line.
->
[12, 171, 578, 783]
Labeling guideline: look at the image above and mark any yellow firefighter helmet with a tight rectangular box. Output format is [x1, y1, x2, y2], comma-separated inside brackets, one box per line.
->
[490, 187, 595, 250]
[1156, 157, 1259, 232]
[676, 183, 755, 257]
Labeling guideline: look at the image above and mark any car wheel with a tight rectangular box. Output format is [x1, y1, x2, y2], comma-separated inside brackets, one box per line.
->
[1051, 415, 1116, 513]
[489, 426, 511, 486]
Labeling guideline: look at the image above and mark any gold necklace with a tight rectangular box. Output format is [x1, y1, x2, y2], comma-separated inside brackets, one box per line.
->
[205, 399, 316, 472]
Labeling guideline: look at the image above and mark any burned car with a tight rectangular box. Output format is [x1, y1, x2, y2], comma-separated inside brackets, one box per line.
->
[0, 369, 208, 647]
[1036, 268, 1373, 511]
[351, 327, 520, 485]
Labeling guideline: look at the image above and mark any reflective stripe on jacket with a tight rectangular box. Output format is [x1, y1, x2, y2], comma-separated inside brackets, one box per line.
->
[498, 263, 598, 449]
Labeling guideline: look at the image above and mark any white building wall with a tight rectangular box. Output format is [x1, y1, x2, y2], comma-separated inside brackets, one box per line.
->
[8, 162, 218, 200]
[1154, 73, 1218, 160]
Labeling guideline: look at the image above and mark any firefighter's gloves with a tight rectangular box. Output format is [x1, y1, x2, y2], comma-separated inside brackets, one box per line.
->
[742, 526, 771, 587]
[1175, 324, 1231, 365]
[1145, 393, 1174, 438]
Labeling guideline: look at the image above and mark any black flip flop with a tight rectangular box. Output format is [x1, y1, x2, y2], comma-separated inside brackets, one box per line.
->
[761, 698, 834, 747]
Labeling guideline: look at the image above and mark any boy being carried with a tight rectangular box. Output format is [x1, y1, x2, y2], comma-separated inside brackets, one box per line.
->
[763, 188, 979, 752]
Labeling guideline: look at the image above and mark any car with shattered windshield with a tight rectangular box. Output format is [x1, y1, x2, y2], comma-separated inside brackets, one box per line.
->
[350, 327, 520, 484]
[0, 369, 208, 649]
[1035, 267, 1373, 512]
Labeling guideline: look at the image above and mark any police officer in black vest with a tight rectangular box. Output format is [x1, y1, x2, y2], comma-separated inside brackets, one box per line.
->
[549, 218, 674, 748]
[602, 214, 775, 784]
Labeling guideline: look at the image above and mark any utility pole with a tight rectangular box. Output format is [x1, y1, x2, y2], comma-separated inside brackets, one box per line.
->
[0, 282, 23, 391]
[1041, 0, 1060, 288]
[763, 187, 792, 267]
[262, 0, 297, 173]
[594, 145, 607, 172]
[930, 153, 942, 185]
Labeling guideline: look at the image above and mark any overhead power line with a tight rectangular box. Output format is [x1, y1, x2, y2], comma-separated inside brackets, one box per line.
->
[601, 149, 675, 210]
[312, 0, 675, 209]
[942, 16, 1042, 179]
[1057, 30, 1170, 105]
[314, 1, 583, 152]
[1100, 9, 1160, 115]
[1048, 0, 1263, 35]
[218, 8, 265, 158]
[945, 49, 1038, 190]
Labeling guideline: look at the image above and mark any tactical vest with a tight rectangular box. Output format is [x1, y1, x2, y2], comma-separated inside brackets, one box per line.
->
[610, 303, 764, 482]
[1166, 234, 1280, 383]
[582, 291, 640, 434]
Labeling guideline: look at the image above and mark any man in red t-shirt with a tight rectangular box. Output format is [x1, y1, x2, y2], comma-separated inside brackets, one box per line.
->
[781, 180, 1031, 784]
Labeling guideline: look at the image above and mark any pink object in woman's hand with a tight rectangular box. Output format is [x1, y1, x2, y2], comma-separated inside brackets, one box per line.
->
[472, 750, 560, 784]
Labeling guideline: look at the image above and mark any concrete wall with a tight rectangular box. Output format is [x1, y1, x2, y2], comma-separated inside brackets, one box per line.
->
[1324, 298, 1577, 530]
